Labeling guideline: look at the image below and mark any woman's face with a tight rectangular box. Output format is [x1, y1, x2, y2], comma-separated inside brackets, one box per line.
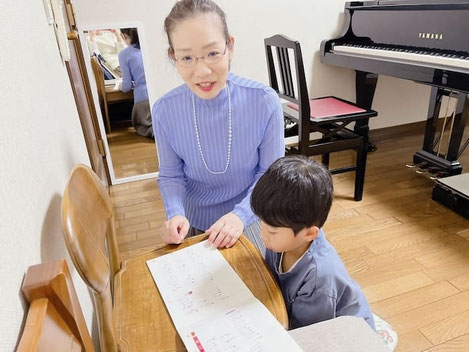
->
[170, 14, 234, 100]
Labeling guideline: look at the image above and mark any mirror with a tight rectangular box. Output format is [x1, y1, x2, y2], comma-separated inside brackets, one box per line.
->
[79, 24, 158, 184]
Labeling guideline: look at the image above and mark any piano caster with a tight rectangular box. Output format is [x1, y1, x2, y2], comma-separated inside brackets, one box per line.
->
[367, 142, 377, 153]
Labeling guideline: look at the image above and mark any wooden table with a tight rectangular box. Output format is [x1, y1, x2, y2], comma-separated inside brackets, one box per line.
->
[105, 83, 133, 104]
[99, 81, 133, 132]
[114, 234, 288, 351]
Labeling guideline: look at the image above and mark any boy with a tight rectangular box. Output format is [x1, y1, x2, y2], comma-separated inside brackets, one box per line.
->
[251, 155, 375, 330]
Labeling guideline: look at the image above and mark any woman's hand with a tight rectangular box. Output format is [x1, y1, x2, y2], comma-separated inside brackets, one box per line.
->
[161, 215, 190, 244]
[206, 213, 244, 249]
[110, 28, 122, 41]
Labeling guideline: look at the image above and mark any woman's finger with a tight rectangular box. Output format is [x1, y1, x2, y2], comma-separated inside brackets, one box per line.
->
[179, 220, 190, 241]
[226, 236, 238, 248]
[212, 230, 228, 248]
[219, 232, 233, 248]
[207, 220, 224, 244]
[163, 223, 180, 244]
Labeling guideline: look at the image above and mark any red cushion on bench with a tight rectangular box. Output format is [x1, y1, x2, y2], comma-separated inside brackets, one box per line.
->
[287, 97, 366, 119]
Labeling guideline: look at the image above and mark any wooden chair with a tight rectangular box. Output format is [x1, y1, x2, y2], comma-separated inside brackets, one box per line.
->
[61, 164, 120, 352]
[17, 260, 94, 352]
[90, 56, 112, 133]
[264, 34, 378, 201]
[61, 164, 288, 351]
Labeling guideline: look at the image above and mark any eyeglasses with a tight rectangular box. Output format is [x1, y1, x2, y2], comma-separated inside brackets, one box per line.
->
[174, 46, 228, 68]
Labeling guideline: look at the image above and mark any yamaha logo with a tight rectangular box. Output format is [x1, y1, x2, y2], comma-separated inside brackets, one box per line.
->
[419, 33, 443, 40]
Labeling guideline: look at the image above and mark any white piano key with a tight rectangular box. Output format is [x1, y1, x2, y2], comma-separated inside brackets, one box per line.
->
[332, 45, 469, 72]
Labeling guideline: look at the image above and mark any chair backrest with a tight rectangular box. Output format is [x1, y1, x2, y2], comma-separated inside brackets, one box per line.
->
[17, 260, 95, 352]
[264, 34, 311, 146]
[61, 164, 120, 352]
[90, 56, 106, 107]
[265, 34, 310, 103]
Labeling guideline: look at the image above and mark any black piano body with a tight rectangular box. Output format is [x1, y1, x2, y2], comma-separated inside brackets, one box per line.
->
[320, 0, 469, 176]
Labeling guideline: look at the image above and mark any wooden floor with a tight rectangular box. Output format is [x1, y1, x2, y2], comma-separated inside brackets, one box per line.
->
[107, 126, 158, 179]
[110, 122, 469, 351]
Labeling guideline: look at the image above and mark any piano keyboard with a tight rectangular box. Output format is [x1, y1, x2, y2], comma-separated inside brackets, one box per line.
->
[332, 44, 469, 72]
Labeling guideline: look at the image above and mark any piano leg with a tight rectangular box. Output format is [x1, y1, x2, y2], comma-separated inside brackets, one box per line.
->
[355, 71, 378, 151]
[446, 92, 469, 161]
[421, 86, 444, 154]
[413, 89, 468, 176]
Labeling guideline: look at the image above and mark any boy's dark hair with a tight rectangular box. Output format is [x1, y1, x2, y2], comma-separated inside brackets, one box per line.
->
[251, 156, 333, 234]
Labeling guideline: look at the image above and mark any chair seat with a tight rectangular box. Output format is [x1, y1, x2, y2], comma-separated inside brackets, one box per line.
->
[288, 97, 366, 118]
[284, 96, 377, 125]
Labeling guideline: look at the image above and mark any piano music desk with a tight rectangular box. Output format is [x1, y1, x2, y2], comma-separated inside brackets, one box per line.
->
[113, 234, 288, 351]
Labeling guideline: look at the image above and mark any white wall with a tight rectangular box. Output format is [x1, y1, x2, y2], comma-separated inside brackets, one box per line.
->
[0, 1, 96, 350]
[74, 0, 431, 130]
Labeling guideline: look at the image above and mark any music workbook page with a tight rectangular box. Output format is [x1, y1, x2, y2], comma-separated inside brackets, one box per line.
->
[146, 240, 301, 352]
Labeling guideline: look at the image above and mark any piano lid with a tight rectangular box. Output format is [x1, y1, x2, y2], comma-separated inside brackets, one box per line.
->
[344, 0, 469, 53]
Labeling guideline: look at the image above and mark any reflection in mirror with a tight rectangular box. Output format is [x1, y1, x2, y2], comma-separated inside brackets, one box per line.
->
[84, 27, 158, 181]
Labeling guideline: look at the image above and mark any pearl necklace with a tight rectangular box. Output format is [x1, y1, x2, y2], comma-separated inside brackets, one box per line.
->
[191, 85, 232, 175]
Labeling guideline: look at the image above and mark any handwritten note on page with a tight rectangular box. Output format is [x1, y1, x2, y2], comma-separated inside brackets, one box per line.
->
[146, 240, 302, 352]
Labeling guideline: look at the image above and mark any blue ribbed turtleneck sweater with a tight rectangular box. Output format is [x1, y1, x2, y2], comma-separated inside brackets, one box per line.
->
[152, 73, 284, 230]
[118, 44, 148, 103]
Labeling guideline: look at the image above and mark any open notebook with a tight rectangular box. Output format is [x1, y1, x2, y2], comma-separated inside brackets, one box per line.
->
[147, 241, 301, 352]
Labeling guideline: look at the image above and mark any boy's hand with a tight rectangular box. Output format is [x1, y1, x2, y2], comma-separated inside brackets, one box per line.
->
[161, 215, 190, 244]
[206, 213, 243, 249]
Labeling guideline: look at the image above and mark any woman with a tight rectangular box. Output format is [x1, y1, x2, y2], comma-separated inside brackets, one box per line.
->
[119, 28, 153, 138]
[153, 0, 284, 254]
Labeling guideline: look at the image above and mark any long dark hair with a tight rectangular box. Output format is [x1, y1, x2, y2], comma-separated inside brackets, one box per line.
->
[121, 28, 140, 49]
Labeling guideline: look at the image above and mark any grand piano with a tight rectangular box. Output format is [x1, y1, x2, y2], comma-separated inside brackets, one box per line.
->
[320, 0, 469, 176]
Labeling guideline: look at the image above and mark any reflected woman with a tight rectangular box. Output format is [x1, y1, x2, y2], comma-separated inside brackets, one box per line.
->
[119, 28, 153, 138]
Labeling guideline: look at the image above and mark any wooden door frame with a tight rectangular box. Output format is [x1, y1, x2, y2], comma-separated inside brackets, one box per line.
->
[63, 0, 111, 187]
